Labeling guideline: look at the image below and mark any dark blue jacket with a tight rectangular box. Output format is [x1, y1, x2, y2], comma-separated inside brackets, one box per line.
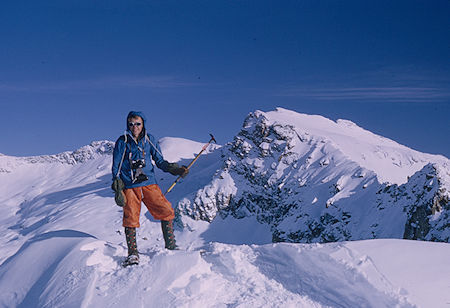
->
[112, 111, 169, 188]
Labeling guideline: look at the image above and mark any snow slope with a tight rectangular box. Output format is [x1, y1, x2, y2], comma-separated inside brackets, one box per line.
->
[158, 137, 220, 163]
[1, 111, 450, 307]
[265, 108, 448, 185]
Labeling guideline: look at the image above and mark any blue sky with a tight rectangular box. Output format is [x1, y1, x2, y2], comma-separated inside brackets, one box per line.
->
[1, 0, 449, 157]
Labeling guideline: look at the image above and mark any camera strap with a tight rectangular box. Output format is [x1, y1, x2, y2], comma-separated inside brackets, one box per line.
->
[129, 139, 146, 183]
[145, 134, 164, 158]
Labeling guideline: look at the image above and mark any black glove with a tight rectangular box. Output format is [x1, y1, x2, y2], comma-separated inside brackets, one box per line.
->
[111, 178, 126, 207]
[167, 163, 189, 178]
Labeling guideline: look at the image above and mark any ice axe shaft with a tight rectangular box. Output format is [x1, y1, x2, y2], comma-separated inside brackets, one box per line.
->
[165, 134, 216, 195]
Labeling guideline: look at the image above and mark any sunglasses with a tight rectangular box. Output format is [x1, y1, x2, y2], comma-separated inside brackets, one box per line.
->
[128, 122, 142, 127]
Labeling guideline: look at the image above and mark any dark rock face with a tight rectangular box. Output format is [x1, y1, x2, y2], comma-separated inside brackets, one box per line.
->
[402, 165, 449, 241]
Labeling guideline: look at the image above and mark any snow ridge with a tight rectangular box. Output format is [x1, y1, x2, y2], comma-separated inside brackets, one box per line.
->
[0, 140, 114, 173]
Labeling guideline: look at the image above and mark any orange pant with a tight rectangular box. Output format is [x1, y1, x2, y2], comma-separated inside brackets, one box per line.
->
[123, 184, 175, 228]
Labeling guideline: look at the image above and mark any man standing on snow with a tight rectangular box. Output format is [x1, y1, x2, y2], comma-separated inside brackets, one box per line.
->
[111, 111, 188, 267]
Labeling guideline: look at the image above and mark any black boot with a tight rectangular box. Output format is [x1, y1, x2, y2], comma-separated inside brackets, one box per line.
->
[161, 220, 178, 250]
[123, 227, 139, 266]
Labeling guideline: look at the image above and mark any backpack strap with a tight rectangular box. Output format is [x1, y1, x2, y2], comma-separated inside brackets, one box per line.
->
[115, 133, 128, 178]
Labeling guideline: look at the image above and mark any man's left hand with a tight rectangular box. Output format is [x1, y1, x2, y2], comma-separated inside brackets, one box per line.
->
[167, 163, 189, 178]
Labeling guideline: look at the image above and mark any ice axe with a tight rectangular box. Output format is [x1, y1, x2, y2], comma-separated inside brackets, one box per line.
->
[165, 134, 217, 195]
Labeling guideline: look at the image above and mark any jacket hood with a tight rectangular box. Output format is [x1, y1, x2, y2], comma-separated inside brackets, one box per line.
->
[126, 111, 147, 134]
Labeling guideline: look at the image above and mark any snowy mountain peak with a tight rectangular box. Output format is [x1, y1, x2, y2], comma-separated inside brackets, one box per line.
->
[252, 108, 447, 184]
[178, 109, 450, 243]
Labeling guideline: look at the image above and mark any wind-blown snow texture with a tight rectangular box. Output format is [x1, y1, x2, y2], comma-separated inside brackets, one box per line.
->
[0, 108, 449, 307]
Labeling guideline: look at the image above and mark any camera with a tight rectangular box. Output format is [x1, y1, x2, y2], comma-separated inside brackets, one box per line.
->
[131, 159, 146, 169]
[131, 159, 148, 184]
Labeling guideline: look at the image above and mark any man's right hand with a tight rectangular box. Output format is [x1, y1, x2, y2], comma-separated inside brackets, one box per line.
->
[111, 177, 125, 192]
[111, 178, 126, 207]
